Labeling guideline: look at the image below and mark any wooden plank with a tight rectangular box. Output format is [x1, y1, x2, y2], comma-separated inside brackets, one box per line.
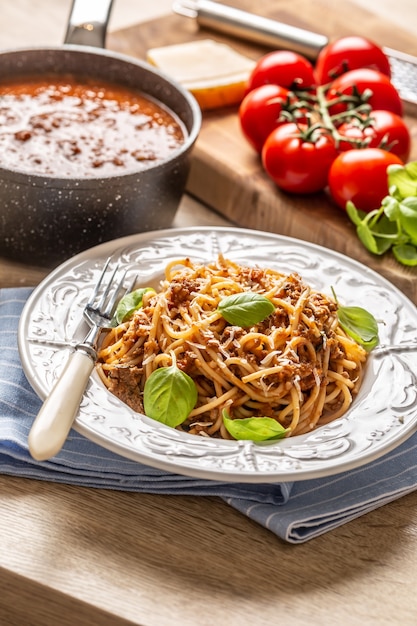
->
[107, 0, 417, 303]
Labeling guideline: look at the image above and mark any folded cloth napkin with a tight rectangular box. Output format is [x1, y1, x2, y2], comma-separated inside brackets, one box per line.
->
[2, 287, 417, 543]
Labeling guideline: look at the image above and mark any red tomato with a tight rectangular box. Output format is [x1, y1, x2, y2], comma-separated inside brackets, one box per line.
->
[328, 68, 403, 116]
[328, 148, 403, 212]
[367, 110, 410, 162]
[337, 110, 410, 162]
[246, 50, 316, 92]
[238, 84, 291, 153]
[262, 123, 338, 194]
[336, 122, 370, 151]
[315, 36, 391, 84]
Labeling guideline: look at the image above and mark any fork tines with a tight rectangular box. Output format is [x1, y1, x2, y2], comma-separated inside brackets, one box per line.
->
[89, 258, 129, 319]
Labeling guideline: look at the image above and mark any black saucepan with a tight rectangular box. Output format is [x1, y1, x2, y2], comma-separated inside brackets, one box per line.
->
[0, 0, 201, 266]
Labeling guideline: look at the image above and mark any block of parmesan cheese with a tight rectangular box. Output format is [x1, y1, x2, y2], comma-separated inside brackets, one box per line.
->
[146, 39, 256, 110]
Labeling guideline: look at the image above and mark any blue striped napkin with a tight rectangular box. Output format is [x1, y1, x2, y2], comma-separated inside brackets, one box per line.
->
[2, 287, 417, 543]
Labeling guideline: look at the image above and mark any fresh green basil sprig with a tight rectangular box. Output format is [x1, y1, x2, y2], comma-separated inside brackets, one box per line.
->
[346, 160, 417, 266]
[143, 354, 197, 428]
[223, 410, 289, 441]
[332, 288, 379, 351]
[112, 287, 155, 325]
[218, 292, 275, 326]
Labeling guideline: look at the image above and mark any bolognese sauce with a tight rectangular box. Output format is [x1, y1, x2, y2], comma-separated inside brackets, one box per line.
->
[0, 75, 186, 177]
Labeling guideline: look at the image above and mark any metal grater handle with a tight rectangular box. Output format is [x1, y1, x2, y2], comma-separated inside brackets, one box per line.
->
[173, 0, 417, 113]
[173, 0, 328, 59]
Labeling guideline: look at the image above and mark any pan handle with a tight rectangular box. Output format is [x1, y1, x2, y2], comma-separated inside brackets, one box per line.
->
[64, 0, 114, 48]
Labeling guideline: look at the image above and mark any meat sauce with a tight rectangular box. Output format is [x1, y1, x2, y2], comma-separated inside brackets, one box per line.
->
[0, 75, 186, 177]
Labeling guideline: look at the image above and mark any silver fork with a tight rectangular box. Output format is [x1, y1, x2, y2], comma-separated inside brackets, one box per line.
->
[28, 258, 134, 461]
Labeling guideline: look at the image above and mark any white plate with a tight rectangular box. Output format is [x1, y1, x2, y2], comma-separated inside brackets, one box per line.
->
[18, 227, 417, 482]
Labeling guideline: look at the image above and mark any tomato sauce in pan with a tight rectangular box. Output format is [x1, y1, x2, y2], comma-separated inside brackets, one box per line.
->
[0, 75, 187, 177]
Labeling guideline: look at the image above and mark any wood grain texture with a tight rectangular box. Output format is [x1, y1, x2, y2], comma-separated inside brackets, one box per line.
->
[2, 474, 417, 625]
[108, 0, 417, 304]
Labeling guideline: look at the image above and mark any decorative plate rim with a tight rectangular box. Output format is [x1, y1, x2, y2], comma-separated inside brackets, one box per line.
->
[18, 226, 417, 483]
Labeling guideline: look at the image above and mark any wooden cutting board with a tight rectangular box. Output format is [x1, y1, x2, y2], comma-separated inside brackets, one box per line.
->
[108, 0, 417, 304]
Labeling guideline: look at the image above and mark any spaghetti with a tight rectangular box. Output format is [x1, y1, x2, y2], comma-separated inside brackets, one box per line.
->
[96, 255, 367, 439]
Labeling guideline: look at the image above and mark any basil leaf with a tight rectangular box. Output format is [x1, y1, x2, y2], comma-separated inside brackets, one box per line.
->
[346, 201, 365, 226]
[112, 287, 155, 325]
[398, 197, 417, 243]
[347, 203, 392, 254]
[222, 411, 289, 441]
[337, 305, 379, 351]
[393, 243, 417, 266]
[405, 161, 417, 179]
[368, 233, 394, 255]
[366, 215, 398, 255]
[381, 195, 401, 221]
[218, 292, 275, 327]
[372, 214, 399, 237]
[356, 222, 381, 254]
[346, 161, 417, 266]
[143, 365, 197, 428]
[388, 163, 417, 200]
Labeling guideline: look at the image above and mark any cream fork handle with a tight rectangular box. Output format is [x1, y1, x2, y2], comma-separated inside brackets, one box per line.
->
[28, 349, 95, 461]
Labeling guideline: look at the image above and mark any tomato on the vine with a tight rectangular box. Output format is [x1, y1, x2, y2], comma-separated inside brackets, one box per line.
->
[336, 122, 369, 152]
[262, 123, 338, 194]
[337, 110, 410, 162]
[328, 148, 403, 212]
[238, 39, 409, 212]
[238, 84, 291, 153]
[246, 50, 316, 92]
[367, 110, 410, 162]
[315, 36, 391, 84]
[328, 68, 403, 117]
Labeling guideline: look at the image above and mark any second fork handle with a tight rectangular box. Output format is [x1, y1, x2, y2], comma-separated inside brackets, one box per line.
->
[28, 349, 95, 461]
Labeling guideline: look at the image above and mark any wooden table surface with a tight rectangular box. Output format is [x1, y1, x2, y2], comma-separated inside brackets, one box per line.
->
[2, 2, 417, 625]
